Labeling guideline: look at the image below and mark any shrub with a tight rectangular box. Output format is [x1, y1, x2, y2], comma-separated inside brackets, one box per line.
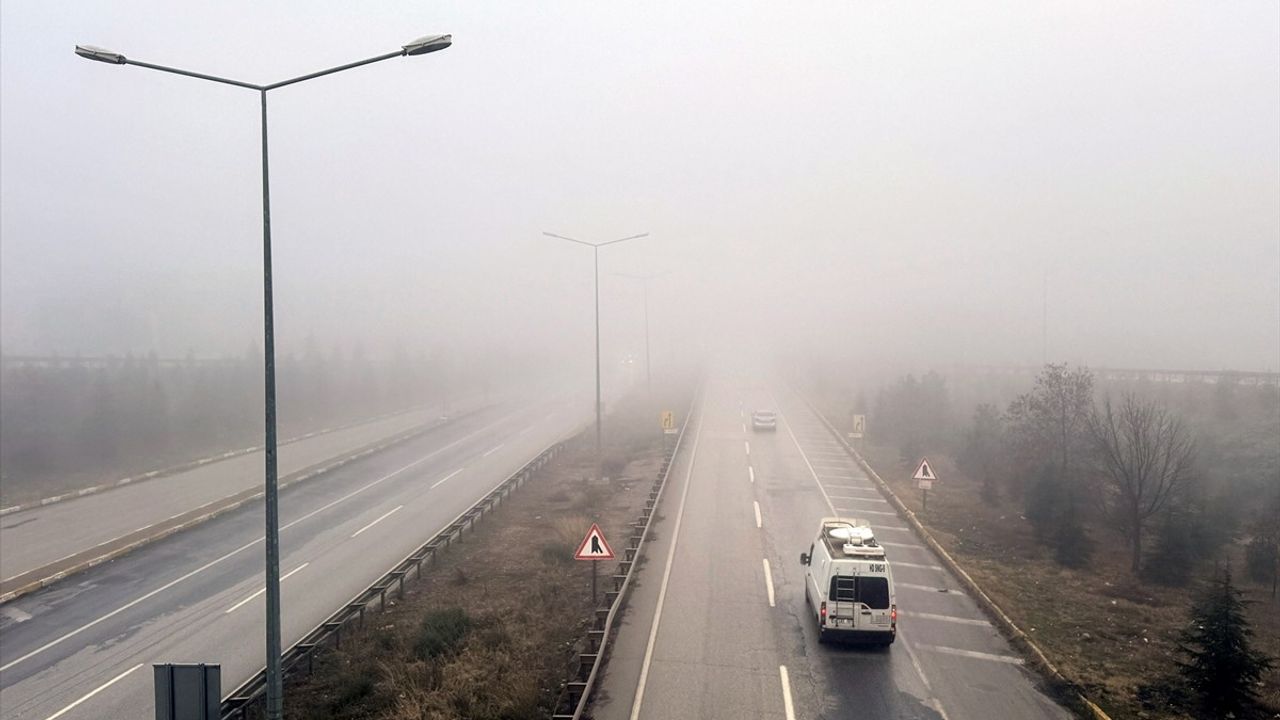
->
[413, 607, 472, 660]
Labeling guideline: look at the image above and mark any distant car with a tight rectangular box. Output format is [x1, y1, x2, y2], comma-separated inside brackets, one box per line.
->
[751, 410, 777, 432]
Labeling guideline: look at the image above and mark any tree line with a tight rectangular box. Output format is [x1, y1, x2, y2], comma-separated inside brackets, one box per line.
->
[861, 364, 1278, 716]
[0, 341, 482, 496]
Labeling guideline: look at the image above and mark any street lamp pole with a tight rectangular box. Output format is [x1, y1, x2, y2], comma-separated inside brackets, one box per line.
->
[614, 272, 667, 395]
[76, 35, 452, 720]
[544, 231, 647, 473]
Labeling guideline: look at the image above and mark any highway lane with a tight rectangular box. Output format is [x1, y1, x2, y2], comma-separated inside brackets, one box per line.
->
[0, 395, 588, 719]
[0, 401, 475, 584]
[595, 375, 1070, 720]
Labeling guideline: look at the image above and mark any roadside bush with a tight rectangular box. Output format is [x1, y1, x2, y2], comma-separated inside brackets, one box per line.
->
[1052, 499, 1093, 568]
[413, 607, 472, 660]
[601, 449, 629, 479]
[1025, 463, 1062, 543]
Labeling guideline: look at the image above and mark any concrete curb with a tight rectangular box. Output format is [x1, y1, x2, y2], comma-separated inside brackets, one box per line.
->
[801, 395, 1112, 720]
[0, 403, 446, 517]
[0, 407, 485, 605]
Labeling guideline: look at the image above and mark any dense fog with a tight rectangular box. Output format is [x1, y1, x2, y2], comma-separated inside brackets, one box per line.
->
[2, 1, 1277, 378]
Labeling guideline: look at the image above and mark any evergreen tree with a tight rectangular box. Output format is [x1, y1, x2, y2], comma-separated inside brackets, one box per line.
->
[1052, 495, 1093, 568]
[1024, 463, 1062, 543]
[1143, 509, 1193, 586]
[1177, 570, 1274, 718]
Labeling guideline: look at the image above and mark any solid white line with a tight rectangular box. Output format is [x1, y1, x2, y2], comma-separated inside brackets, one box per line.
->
[918, 643, 1025, 664]
[482, 443, 505, 457]
[0, 409, 529, 673]
[44, 663, 144, 720]
[224, 563, 309, 614]
[748, 466, 755, 483]
[770, 391, 836, 515]
[753, 501, 763, 528]
[351, 505, 403, 538]
[762, 558, 776, 607]
[431, 468, 464, 489]
[779, 665, 796, 720]
[903, 611, 991, 627]
[630, 407, 704, 720]
[901, 635, 953, 720]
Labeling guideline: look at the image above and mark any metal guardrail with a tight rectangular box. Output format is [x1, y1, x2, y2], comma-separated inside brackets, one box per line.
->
[551, 393, 698, 720]
[219, 433, 580, 719]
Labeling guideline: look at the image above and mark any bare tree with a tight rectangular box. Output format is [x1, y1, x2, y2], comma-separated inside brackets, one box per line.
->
[1089, 394, 1197, 574]
[1005, 363, 1094, 491]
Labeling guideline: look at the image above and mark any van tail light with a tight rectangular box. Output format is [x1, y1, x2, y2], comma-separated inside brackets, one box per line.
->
[891, 604, 897, 628]
[820, 601, 828, 624]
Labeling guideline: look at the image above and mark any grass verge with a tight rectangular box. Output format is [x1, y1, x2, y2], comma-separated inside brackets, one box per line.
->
[272, 390, 686, 719]
[860, 442, 1279, 720]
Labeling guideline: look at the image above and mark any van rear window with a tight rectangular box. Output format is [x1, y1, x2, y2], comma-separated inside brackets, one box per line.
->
[828, 576, 890, 609]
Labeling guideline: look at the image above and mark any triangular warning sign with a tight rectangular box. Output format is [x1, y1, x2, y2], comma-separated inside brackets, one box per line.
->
[912, 458, 937, 481]
[574, 523, 615, 560]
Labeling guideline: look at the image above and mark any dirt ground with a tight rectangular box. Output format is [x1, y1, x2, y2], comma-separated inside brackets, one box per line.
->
[862, 443, 1280, 720]
[272, 391, 687, 719]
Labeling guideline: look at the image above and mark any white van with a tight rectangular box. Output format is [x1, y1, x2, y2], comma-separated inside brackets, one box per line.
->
[799, 517, 897, 645]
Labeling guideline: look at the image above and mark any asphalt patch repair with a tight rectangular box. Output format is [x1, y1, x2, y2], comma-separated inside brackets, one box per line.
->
[274, 398, 679, 720]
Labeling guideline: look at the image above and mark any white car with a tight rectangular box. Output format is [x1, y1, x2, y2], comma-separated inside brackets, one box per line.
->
[751, 410, 777, 432]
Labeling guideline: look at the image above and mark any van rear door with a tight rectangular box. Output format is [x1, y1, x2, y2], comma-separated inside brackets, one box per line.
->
[830, 574, 892, 631]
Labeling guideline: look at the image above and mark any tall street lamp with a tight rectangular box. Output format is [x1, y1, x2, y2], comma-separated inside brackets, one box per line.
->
[76, 34, 452, 720]
[544, 231, 647, 472]
[614, 271, 667, 395]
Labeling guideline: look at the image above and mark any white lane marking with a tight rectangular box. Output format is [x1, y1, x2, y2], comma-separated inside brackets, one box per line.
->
[917, 644, 1025, 664]
[894, 561, 946, 571]
[878, 541, 922, 548]
[779, 665, 796, 720]
[516, 426, 533, 436]
[753, 501, 763, 529]
[224, 563, 309, 614]
[431, 468, 464, 489]
[742, 423, 747, 433]
[744, 440, 751, 456]
[829, 494, 881, 501]
[775, 404, 836, 514]
[762, 558, 776, 607]
[630, 407, 704, 720]
[897, 582, 966, 596]
[482, 443, 505, 457]
[44, 662, 144, 720]
[351, 505, 403, 538]
[901, 635, 953, 720]
[824, 485, 877, 493]
[0, 409, 528, 672]
[835, 508, 898, 517]
[748, 466, 755, 483]
[902, 611, 991, 627]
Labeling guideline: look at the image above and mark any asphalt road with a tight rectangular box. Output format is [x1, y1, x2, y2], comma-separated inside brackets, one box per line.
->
[594, 375, 1072, 720]
[0, 402, 469, 584]
[0, 395, 588, 719]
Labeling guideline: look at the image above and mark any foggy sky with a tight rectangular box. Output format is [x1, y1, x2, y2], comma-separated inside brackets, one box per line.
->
[2, 1, 1278, 375]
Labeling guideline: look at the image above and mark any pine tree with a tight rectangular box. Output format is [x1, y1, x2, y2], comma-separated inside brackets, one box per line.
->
[1052, 494, 1093, 568]
[1144, 509, 1193, 587]
[1177, 570, 1274, 717]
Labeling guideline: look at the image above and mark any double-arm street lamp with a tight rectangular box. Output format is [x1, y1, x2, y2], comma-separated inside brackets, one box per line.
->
[544, 231, 647, 472]
[76, 34, 452, 719]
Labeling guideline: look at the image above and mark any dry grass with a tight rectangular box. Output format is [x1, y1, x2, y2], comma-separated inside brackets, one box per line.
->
[862, 443, 1280, 720]
[275, 390, 684, 719]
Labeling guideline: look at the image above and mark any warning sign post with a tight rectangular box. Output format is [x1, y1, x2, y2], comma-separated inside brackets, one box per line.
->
[574, 523, 614, 604]
[912, 458, 939, 512]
